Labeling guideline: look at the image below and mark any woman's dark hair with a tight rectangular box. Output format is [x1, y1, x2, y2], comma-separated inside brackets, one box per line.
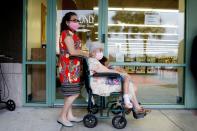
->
[60, 12, 77, 33]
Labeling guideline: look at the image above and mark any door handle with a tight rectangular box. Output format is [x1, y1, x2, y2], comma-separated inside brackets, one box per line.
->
[102, 34, 105, 43]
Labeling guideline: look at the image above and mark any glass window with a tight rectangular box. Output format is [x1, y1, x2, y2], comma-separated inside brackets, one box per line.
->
[108, 0, 185, 64]
[25, 0, 47, 104]
[108, 0, 185, 104]
[26, 0, 47, 61]
[26, 64, 46, 103]
[115, 65, 184, 104]
[56, 0, 99, 101]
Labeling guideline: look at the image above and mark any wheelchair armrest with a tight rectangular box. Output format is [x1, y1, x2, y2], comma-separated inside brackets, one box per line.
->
[69, 55, 87, 60]
[93, 72, 121, 78]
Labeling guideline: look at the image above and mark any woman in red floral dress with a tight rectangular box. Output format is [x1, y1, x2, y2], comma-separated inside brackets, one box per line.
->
[57, 12, 89, 127]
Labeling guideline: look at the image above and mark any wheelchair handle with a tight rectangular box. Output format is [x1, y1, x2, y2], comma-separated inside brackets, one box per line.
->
[69, 55, 87, 60]
[93, 72, 121, 78]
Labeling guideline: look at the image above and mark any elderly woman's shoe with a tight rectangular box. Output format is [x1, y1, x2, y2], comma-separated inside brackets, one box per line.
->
[132, 108, 151, 119]
[124, 102, 133, 114]
[57, 118, 73, 127]
[138, 107, 151, 114]
[135, 108, 151, 115]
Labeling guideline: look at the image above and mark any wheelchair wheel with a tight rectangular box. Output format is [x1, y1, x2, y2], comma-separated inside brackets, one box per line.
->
[88, 104, 99, 114]
[112, 115, 127, 129]
[83, 114, 97, 128]
[6, 99, 16, 111]
[110, 103, 122, 115]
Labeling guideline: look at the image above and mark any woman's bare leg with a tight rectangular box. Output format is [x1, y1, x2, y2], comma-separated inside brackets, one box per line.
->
[66, 94, 82, 120]
[59, 94, 79, 122]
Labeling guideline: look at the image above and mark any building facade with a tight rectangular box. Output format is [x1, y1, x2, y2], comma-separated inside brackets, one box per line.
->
[1, 0, 197, 108]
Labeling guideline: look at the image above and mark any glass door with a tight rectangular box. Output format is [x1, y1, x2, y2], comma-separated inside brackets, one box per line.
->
[24, 0, 48, 104]
[54, 0, 99, 105]
[107, 0, 185, 104]
[51, 0, 185, 106]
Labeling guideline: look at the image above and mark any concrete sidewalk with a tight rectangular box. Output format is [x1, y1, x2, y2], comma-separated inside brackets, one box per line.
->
[0, 107, 197, 131]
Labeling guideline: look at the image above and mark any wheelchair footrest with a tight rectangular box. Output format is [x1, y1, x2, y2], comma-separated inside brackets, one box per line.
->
[132, 111, 146, 119]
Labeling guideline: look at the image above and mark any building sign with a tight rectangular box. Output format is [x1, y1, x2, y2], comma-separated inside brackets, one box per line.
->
[56, 10, 97, 53]
[115, 44, 124, 62]
[57, 10, 96, 28]
[79, 14, 95, 28]
[144, 12, 160, 25]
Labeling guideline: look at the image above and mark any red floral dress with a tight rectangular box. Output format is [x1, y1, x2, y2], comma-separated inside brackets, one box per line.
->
[59, 30, 82, 95]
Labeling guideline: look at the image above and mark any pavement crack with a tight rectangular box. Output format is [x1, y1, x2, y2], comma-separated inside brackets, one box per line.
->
[160, 110, 185, 131]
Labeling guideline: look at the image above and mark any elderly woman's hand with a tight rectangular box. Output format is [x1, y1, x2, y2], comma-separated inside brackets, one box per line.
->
[83, 51, 89, 57]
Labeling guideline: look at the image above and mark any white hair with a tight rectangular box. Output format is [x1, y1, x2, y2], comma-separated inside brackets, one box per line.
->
[88, 41, 104, 53]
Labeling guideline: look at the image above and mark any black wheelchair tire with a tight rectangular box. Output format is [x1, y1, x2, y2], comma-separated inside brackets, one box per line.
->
[83, 114, 98, 128]
[6, 99, 16, 111]
[112, 115, 127, 129]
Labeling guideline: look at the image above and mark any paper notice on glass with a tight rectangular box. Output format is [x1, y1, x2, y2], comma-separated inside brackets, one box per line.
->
[116, 52, 124, 62]
[145, 12, 160, 25]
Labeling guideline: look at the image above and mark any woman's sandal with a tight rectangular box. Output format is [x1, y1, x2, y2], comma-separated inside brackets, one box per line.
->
[57, 117, 73, 127]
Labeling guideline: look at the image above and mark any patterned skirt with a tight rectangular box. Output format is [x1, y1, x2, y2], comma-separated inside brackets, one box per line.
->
[59, 58, 82, 96]
[61, 83, 81, 96]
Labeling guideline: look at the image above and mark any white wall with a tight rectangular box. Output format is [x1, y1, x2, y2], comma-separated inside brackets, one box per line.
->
[0, 63, 22, 107]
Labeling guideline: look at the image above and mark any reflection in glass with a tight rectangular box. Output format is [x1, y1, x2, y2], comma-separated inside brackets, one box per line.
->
[56, 0, 98, 101]
[108, 0, 184, 64]
[107, 0, 185, 104]
[123, 66, 184, 104]
[26, 0, 47, 61]
[26, 64, 46, 103]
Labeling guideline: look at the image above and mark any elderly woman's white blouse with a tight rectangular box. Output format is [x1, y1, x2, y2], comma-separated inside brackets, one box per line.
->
[88, 58, 134, 98]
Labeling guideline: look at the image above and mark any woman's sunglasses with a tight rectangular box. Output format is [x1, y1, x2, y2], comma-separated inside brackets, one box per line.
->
[69, 19, 80, 22]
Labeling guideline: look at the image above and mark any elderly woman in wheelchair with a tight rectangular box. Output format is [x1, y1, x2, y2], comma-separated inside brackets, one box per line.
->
[82, 41, 151, 129]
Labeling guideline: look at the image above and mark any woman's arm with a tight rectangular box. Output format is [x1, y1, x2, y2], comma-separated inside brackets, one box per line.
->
[96, 60, 119, 74]
[64, 36, 89, 57]
[113, 67, 127, 73]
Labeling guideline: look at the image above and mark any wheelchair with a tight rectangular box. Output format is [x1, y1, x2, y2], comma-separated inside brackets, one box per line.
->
[64, 56, 146, 129]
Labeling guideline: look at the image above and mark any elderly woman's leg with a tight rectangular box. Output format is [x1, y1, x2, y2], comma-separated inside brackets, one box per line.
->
[123, 76, 133, 108]
[130, 93, 141, 110]
[125, 74, 138, 95]
[114, 67, 138, 95]
[130, 93, 151, 114]
[128, 82, 151, 114]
